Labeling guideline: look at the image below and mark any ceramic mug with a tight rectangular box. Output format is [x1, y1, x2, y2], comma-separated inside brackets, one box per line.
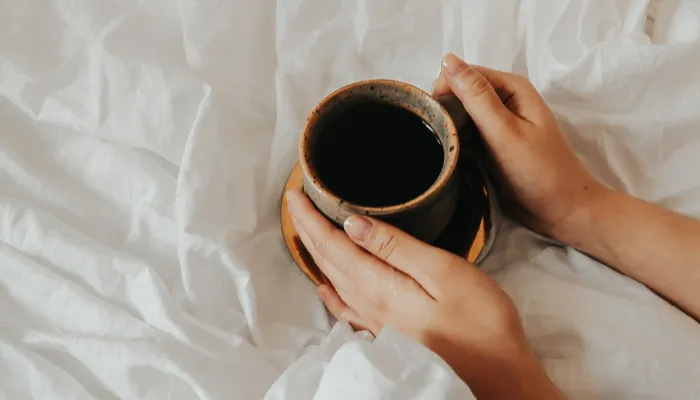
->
[298, 79, 472, 244]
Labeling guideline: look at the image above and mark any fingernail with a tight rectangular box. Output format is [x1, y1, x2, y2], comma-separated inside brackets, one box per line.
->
[442, 53, 466, 76]
[344, 215, 373, 242]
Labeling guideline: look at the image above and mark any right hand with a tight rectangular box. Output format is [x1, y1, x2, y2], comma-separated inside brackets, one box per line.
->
[286, 190, 564, 399]
[432, 53, 604, 239]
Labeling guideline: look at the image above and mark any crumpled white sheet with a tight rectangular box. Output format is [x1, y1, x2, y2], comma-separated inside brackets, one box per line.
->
[1, 0, 700, 399]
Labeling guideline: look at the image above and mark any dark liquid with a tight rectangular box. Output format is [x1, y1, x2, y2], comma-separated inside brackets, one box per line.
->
[314, 102, 444, 207]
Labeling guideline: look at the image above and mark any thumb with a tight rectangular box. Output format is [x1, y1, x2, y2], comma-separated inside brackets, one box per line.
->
[441, 53, 515, 136]
[343, 214, 461, 299]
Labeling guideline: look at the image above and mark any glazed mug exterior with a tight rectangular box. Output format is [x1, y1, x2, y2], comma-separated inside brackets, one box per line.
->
[299, 79, 467, 244]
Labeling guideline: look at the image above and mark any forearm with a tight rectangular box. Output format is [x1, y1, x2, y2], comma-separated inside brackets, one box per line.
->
[556, 185, 700, 320]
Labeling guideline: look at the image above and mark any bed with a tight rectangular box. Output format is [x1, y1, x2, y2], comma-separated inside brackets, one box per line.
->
[1, 0, 699, 398]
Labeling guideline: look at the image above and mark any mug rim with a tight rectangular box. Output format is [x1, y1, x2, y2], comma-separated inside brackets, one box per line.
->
[299, 79, 460, 215]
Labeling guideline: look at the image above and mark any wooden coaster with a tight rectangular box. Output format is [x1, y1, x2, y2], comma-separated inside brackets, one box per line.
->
[280, 162, 489, 285]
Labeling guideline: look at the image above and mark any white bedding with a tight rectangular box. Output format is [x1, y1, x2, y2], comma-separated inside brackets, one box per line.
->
[1, 0, 700, 399]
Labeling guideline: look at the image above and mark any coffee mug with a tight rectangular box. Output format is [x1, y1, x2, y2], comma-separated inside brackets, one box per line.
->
[299, 79, 470, 244]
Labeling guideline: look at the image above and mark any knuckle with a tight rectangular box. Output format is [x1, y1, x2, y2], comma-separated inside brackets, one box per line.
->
[314, 228, 343, 256]
[371, 295, 390, 316]
[514, 73, 532, 86]
[455, 63, 476, 79]
[444, 254, 464, 274]
[429, 253, 462, 287]
[385, 270, 411, 295]
[469, 75, 491, 98]
[374, 230, 398, 261]
[368, 255, 387, 272]
[362, 261, 395, 300]
[363, 257, 392, 293]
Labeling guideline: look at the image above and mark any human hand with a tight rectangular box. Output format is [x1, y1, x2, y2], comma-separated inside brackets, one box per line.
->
[432, 55, 700, 322]
[433, 53, 604, 239]
[286, 190, 562, 399]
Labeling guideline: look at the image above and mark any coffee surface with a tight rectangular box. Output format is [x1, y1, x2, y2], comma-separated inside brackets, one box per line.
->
[314, 102, 444, 207]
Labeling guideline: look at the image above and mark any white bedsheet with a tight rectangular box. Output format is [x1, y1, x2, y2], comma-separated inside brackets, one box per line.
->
[1, 0, 700, 399]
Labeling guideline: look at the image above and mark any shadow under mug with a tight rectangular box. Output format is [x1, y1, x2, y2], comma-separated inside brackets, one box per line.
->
[299, 79, 471, 244]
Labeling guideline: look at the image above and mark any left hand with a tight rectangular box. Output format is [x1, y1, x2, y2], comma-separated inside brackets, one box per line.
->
[286, 190, 562, 400]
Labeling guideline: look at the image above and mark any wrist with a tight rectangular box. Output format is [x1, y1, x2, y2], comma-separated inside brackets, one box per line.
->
[457, 345, 562, 400]
[549, 181, 614, 248]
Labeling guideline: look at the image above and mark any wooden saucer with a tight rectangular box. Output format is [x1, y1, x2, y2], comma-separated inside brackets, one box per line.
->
[280, 162, 491, 285]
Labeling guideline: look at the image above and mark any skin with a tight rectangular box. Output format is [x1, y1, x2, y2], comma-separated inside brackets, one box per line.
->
[287, 53, 700, 399]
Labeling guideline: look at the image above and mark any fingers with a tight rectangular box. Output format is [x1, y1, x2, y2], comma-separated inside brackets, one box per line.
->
[439, 53, 517, 138]
[431, 73, 451, 98]
[293, 207, 351, 289]
[295, 221, 388, 331]
[286, 190, 430, 319]
[434, 64, 519, 102]
[433, 54, 552, 128]
[470, 65, 547, 124]
[318, 285, 378, 334]
[343, 214, 464, 300]
[291, 200, 381, 335]
[286, 190, 381, 285]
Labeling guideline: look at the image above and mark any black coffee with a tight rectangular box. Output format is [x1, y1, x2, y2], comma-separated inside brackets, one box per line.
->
[313, 102, 444, 207]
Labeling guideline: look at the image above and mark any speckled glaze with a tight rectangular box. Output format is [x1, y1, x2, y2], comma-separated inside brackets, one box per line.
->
[299, 79, 463, 243]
